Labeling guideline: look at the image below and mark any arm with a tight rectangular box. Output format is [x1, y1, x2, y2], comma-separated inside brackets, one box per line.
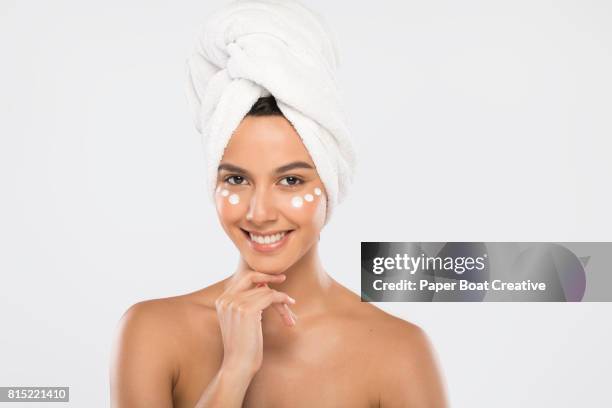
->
[109, 302, 177, 408]
[192, 366, 253, 408]
[380, 324, 448, 408]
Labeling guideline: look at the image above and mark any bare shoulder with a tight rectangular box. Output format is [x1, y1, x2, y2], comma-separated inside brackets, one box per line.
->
[365, 305, 428, 347]
[110, 287, 223, 407]
[110, 297, 184, 407]
[115, 284, 224, 351]
[334, 284, 425, 339]
[364, 309, 447, 408]
[113, 297, 185, 357]
[336, 289, 447, 407]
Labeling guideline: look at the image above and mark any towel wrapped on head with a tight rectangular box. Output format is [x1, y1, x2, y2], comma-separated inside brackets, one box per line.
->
[185, 0, 357, 224]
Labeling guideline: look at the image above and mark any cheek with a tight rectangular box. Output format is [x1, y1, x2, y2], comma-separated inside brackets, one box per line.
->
[215, 187, 247, 221]
[282, 187, 326, 226]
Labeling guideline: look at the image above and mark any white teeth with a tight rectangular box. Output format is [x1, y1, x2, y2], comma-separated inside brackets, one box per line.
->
[249, 231, 287, 245]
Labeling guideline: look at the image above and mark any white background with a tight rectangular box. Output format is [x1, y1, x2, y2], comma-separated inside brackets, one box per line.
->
[1, 0, 611, 406]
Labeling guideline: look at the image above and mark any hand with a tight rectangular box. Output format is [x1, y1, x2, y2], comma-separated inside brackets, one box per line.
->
[215, 270, 296, 377]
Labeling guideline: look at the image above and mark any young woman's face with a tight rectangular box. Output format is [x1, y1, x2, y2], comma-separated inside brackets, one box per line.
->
[215, 115, 327, 274]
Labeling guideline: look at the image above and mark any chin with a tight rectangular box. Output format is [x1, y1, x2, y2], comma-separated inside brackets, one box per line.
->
[243, 256, 292, 275]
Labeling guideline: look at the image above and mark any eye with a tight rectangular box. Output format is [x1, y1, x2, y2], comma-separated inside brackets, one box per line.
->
[279, 176, 303, 187]
[224, 175, 248, 185]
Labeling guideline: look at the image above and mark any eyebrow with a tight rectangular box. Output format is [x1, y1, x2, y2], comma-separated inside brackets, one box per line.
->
[218, 161, 314, 175]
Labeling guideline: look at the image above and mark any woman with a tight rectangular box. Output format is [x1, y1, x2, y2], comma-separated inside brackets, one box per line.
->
[110, 1, 447, 407]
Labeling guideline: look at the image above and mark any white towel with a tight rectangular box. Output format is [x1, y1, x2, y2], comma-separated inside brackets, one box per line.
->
[185, 0, 357, 224]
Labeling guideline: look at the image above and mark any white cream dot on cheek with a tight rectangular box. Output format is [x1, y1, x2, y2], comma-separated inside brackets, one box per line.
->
[304, 193, 314, 202]
[314, 187, 322, 196]
[221, 189, 229, 197]
[228, 193, 240, 205]
[291, 196, 304, 208]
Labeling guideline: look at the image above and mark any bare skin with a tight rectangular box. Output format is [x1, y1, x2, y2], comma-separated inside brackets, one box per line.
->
[110, 114, 448, 407]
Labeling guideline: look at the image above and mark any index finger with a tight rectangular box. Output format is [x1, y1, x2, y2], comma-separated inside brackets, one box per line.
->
[226, 271, 286, 294]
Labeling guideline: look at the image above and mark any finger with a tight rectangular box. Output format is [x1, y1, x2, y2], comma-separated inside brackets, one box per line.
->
[271, 302, 294, 326]
[285, 303, 298, 323]
[272, 302, 297, 326]
[237, 285, 291, 305]
[216, 285, 268, 312]
[232, 287, 296, 326]
[247, 290, 296, 324]
[226, 272, 286, 294]
[236, 285, 273, 302]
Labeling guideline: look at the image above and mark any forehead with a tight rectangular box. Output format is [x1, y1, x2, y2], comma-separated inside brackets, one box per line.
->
[222, 115, 314, 167]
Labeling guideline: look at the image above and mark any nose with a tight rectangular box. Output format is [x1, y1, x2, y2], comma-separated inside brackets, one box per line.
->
[245, 186, 277, 224]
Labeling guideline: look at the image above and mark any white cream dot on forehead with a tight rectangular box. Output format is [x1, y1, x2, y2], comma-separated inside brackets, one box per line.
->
[228, 194, 240, 205]
[304, 193, 314, 202]
[314, 187, 322, 196]
[291, 196, 304, 208]
[221, 189, 230, 197]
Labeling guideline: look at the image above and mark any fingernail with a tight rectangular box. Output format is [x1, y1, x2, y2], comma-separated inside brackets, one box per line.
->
[289, 297, 296, 303]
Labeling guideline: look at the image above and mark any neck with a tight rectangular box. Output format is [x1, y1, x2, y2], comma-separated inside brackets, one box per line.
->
[232, 242, 334, 326]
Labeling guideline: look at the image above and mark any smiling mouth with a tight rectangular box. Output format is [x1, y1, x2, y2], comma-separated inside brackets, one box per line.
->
[241, 228, 294, 253]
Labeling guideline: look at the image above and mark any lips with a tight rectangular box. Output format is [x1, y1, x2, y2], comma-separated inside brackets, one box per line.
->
[241, 228, 294, 253]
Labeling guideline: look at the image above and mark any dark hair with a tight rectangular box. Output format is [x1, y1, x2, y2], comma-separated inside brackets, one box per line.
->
[246, 96, 284, 117]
